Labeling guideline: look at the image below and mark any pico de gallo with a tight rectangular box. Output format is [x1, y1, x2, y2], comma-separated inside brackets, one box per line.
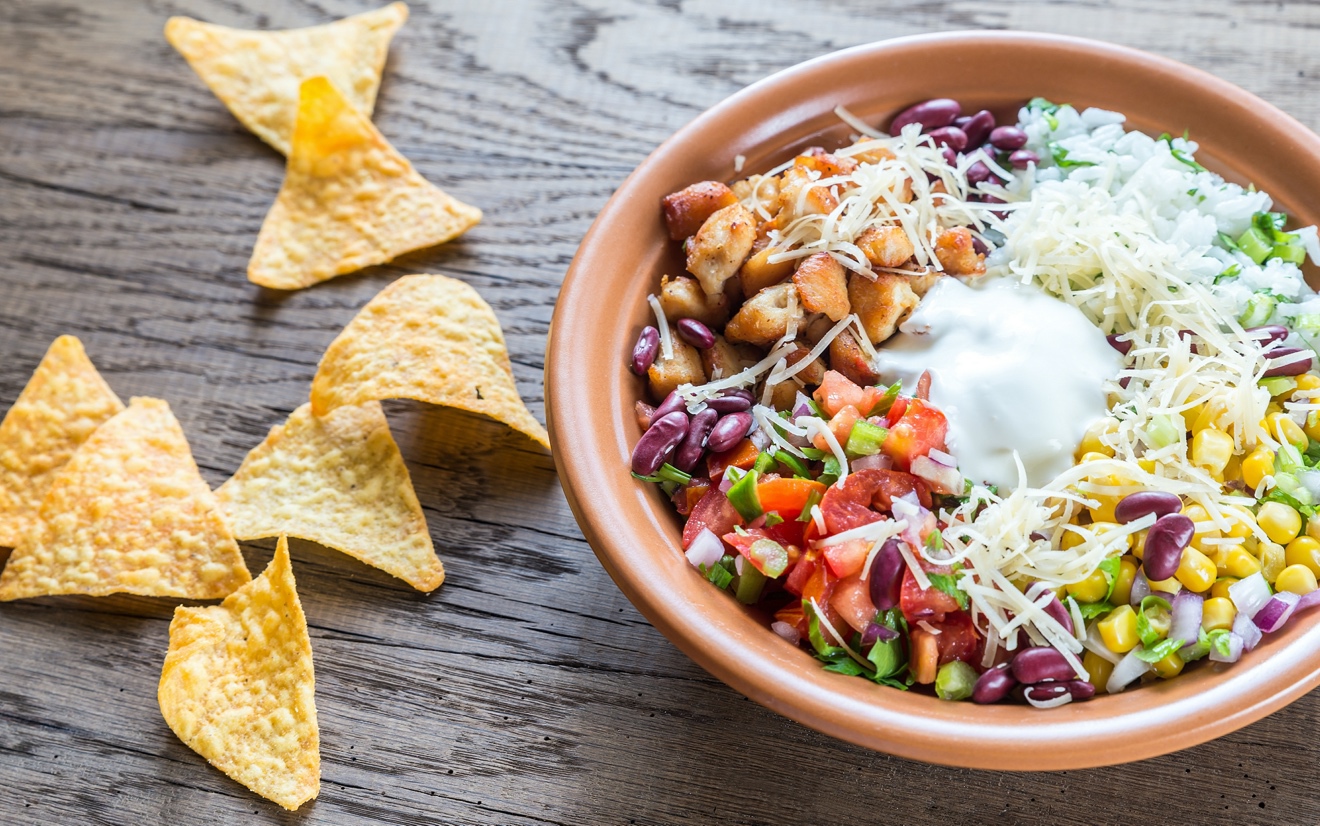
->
[628, 94, 1320, 708]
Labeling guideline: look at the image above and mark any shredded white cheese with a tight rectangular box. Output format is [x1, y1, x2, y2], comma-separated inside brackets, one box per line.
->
[646, 294, 673, 361]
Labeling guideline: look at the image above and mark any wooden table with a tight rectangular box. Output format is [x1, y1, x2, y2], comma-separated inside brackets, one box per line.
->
[2, 1, 1317, 823]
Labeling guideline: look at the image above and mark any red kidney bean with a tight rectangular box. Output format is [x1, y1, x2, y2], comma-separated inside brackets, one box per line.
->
[972, 663, 1017, 704]
[631, 411, 690, 476]
[672, 408, 718, 472]
[890, 98, 961, 133]
[1115, 491, 1183, 524]
[927, 126, 968, 152]
[706, 389, 754, 414]
[1106, 334, 1132, 355]
[1065, 680, 1096, 700]
[631, 326, 659, 375]
[1011, 646, 1076, 685]
[960, 109, 996, 149]
[868, 538, 904, 610]
[1042, 595, 1073, 636]
[652, 390, 686, 422]
[1008, 149, 1039, 169]
[971, 236, 989, 256]
[1247, 324, 1289, 347]
[1263, 347, 1314, 377]
[707, 411, 754, 453]
[1143, 513, 1195, 581]
[940, 147, 958, 167]
[676, 318, 716, 349]
[1025, 680, 1093, 703]
[966, 161, 995, 186]
[989, 125, 1028, 151]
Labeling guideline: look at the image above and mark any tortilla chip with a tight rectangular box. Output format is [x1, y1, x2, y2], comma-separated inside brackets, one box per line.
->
[0, 336, 124, 548]
[165, 3, 408, 156]
[246, 77, 482, 290]
[0, 398, 251, 601]
[159, 535, 319, 811]
[215, 401, 443, 591]
[309, 274, 549, 448]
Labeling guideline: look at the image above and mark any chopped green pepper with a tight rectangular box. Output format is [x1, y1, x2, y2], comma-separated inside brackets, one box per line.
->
[726, 468, 763, 521]
[845, 420, 888, 457]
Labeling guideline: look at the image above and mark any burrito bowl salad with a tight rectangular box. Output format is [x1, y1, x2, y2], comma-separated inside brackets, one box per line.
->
[626, 96, 1320, 708]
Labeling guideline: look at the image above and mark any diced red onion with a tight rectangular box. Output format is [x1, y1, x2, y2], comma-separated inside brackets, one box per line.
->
[861, 622, 899, 646]
[1209, 631, 1244, 663]
[771, 621, 801, 645]
[718, 467, 737, 494]
[1229, 573, 1272, 620]
[851, 453, 893, 472]
[1233, 611, 1263, 652]
[684, 528, 724, 570]
[927, 448, 957, 467]
[1105, 649, 1151, 694]
[749, 428, 771, 451]
[793, 391, 814, 418]
[1129, 570, 1152, 607]
[1253, 591, 1301, 633]
[1168, 591, 1204, 648]
[1297, 588, 1320, 613]
[911, 454, 963, 494]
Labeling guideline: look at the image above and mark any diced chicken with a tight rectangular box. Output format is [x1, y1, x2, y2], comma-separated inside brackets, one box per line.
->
[661, 181, 739, 241]
[934, 226, 986, 276]
[829, 328, 880, 387]
[731, 175, 780, 209]
[701, 334, 758, 380]
[725, 282, 802, 347]
[783, 342, 826, 386]
[686, 202, 757, 298]
[772, 164, 839, 225]
[795, 147, 859, 179]
[739, 246, 795, 297]
[792, 252, 850, 322]
[855, 226, 916, 270]
[646, 327, 706, 400]
[659, 274, 729, 328]
[848, 142, 896, 165]
[764, 379, 801, 411]
[907, 269, 942, 297]
[848, 272, 919, 345]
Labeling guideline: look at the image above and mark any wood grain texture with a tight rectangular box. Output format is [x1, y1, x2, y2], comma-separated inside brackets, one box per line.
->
[2, 0, 1320, 823]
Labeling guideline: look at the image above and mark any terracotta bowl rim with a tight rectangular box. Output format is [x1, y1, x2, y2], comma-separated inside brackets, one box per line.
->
[546, 30, 1320, 769]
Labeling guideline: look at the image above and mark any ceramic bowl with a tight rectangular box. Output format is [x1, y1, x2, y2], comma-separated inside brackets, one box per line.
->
[545, 31, 1320, 769]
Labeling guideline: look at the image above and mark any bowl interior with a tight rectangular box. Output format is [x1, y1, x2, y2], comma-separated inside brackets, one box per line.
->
[547, 31, 1320, 770]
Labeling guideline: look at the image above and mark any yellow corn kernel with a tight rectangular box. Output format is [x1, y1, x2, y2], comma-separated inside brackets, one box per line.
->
[1083, 650, 1115, 694]
[1294, 373, 1320, 393]
[1306, 411, 1320, 443]
[1192, 428, 1234, 476]
[1148, 575, 1182, 595]
[1079, 451, 1110, 464]
[1259, 541, 1286, 584]
[1193, 399, 1228, 434]
[1258, 502, 1303, 544]
[1267, 401, 1284, 417]
[1098, 604, 1140, 653]
[1077, 417, 1118, 459]
[1175, 547, 1217, 592]
[1060, 530, 1085, 551]
[1066, 569, 1110, 604]
[1268, 413, 1308, 452]
[1241, 448, 1276, 491]
[1219, 546, 1262, 579]
[1210, 577, 1238, 600]
[1181, 504, 1222, 552]
[1110, 556, 1138, 606]
[1223, 452, 1244, 485]
[1138, 457, 1158, 474]
[1151, 651, 1185, 679]
[1131, 529, 1147, 561]
[1286, 536, 1320, 577]
[1276, 564, 1318, 595]
[1201, 596, 1237, 631]
[1223, 506, 1256, 540]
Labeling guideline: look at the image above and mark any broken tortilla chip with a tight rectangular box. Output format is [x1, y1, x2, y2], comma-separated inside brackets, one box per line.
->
[0, 335, 123, 548]
[247, 76, 482, 290]
[165, 3, 408, 156]
[159, 535, 319, 811]
[310, 274, 549, 448]
[215, 401, 443, 591]
[0, 397, 251, 601]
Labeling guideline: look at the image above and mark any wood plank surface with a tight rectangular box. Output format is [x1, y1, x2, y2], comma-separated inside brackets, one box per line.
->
[1, 1, 1318, 823]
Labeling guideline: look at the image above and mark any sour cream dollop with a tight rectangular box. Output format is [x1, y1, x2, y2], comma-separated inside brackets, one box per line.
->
[874, 276, 1120, 489]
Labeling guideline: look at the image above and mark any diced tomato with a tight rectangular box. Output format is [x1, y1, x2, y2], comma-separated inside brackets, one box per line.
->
[784, 548, 819, 596]
[811, 404, 860, 452]
[898, 564, 961, 625]
[830, 574, 878, 633]
[814, 370, 867, 418]
[756, 477, 826, 520]
[774, 602, 805, 629]
[885, 396, 909, 426]
[868, 469, 933, 510]
[676, 481, 710, 516]
[682, 487, 743, 550]
[822, 538, 871, 579]
[859, 385, 886, 416]
[818, 470, 886, 535]
[931, 611, 981, 665]
[706, 438, 760, 480]
[800, 559, 837, 606]
[882, 398, 948, 472]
